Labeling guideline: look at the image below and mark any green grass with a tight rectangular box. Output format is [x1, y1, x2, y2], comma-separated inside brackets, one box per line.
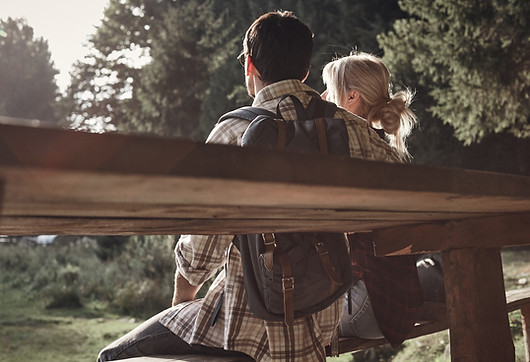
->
[0, 284, 142, 362]
[1, 246, 528, 362]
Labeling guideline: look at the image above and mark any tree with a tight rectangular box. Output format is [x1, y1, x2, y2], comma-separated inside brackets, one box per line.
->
[65, 0, 406, 139]
[134, 0, 234, 138]
[187, 0, 407, 135]
[64, 0, 171, 133]
[0, 17, 59, 123]
[378, 0, 530, 145]
[65, 0, 232, 138]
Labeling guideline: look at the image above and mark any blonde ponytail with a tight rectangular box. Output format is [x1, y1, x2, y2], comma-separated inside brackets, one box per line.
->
[323, 52, 418, 160]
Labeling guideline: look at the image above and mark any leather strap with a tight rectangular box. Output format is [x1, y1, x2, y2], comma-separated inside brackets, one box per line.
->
[262, 233, 276, 271]
[314, 118, 328, 155]
[278, 252, 295, 326]
[275, 120, 287, 150]
[312, 237, 342, 287]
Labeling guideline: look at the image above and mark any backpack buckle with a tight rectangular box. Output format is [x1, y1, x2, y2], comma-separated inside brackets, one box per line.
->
[282, 277, 295, 291]
[314, 241, 329, 255]
[262, 233, 277, 247]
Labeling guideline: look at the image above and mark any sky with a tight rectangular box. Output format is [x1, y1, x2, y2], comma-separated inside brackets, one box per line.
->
[1, 0, 110, 92]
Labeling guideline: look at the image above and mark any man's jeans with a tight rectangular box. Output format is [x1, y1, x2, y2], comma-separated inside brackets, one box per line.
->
[97, 310, 253, 361]
[338, 280, 384, 339]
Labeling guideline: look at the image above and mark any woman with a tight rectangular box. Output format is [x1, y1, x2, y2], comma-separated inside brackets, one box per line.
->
[322, 52, 417, 160]
[322, 53, 423, 344]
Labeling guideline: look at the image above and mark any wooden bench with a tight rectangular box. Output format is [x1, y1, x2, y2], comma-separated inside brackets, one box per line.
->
[327, 287, 530, 358]
[1, 123, 530, 361]
[111, 287, 530, 361]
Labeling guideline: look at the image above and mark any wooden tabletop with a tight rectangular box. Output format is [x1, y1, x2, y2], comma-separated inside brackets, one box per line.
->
[1, 123, 529, 240]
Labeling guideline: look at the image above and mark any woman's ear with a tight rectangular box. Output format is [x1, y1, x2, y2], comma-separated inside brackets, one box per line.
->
[344, 90, 365, 116]
[347, 90, 361, 104]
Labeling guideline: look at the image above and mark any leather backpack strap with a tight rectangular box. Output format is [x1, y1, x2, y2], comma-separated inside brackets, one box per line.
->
[274, 120, 287, 150]
[262, 233, 276, 271]
[314, 118, 328, 155]
[278, 252, 295, 326]
[311, 236, 343, 288]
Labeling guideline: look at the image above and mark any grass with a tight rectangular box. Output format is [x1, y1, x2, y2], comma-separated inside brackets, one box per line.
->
[0, 246, 528, 362]
[0, 284, 142, 362]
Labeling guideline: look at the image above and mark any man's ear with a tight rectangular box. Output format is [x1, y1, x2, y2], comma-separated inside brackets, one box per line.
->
[301, 69, 310, 83]
[246, 55, 258, 77]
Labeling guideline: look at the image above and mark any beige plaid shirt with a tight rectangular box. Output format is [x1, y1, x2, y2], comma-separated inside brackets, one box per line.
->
[160, 80, 400, 361]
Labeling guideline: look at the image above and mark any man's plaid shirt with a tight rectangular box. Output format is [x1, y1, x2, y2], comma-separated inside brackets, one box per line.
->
[160, 80, 404, 361]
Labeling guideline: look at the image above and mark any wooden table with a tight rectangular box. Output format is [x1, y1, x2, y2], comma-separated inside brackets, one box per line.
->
[1, 123, 529, 361]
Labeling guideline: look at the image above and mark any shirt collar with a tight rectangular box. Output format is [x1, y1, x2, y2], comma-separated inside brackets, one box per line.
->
[252, 79, 319, 106]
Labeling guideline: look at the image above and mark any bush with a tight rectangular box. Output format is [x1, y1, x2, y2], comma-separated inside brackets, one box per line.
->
[0, 235, 177, 317]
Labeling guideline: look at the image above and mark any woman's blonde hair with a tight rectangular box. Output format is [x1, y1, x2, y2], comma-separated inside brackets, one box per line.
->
[322, 52, 417, 159]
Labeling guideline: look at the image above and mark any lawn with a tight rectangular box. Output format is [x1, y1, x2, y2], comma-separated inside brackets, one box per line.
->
[0, 285, 141, 362]
[1, 246, 528, 362]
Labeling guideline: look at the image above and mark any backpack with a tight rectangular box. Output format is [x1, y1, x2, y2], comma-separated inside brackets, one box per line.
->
[218, 95, 354, 325]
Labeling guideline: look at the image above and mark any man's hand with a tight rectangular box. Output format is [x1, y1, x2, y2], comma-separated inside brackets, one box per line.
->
[172, 270, 202, 306]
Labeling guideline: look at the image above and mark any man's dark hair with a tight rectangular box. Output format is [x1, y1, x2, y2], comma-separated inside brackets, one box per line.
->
[243, 11, 313, 84]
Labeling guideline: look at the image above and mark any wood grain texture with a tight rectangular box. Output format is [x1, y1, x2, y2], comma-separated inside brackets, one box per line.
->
[1, 124, 529, 235]
[372, 213, 530, 255]
[442, 248, 515, 362]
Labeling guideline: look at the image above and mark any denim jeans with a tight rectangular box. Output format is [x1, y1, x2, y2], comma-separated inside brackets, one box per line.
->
[338, 280, 384, 339]
[97, 310, 253, 361]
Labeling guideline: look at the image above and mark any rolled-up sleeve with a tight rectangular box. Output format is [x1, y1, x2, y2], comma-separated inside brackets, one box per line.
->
[175, 234, 234, 286]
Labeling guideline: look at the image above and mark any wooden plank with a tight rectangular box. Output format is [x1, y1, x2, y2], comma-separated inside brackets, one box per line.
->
[0, 216, 418, 236]
[372, 213, 530, 256]
[1, 124, 530, 235]
[442, 248, 514, 362]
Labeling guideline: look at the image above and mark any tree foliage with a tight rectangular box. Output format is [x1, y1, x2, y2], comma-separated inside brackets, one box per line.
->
[0, 17, 59, 123]
[64, 0, 404, 139]
[134, 1, 234, 138]
[378, 0, 530, 145]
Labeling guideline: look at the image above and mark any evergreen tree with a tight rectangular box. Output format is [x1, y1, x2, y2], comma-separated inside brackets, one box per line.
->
[378, 0, 530, 145]
[64, 0, 173, 133]
[200, 0, 406, 134]
[133, 0, 233, 138]
[0, 17, 59, 123]
[64, 0, 406, 139]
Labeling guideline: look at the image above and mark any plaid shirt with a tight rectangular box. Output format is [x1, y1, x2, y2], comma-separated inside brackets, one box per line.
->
[348, 232, 423, 348]
[160, 80, 402, 361]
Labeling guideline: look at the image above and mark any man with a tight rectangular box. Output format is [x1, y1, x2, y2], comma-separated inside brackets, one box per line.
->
[98, 11, 407, 362]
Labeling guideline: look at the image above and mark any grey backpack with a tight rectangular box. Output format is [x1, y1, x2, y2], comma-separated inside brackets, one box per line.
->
[218, 95, 354, 325]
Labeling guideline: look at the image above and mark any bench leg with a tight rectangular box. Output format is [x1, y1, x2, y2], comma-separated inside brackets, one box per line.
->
[442, 248, 515, 362]
[522, 305, 530, 362]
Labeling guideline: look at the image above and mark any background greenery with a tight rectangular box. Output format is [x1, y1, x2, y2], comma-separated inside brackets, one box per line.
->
[2, 0, 529, 174]
[1, 239, 528, 361]
[1, 0, 529, 360]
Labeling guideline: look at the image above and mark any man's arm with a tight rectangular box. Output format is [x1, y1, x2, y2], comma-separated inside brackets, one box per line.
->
[172, 270, 203, 306]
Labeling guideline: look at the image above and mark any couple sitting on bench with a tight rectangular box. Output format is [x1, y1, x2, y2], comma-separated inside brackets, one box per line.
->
[97, 9, 438, 362]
